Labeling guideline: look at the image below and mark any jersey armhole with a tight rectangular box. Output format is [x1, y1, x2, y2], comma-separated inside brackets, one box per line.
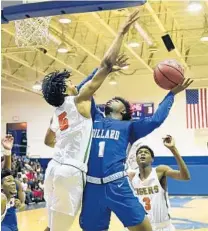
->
[72, 96, 92, 120]
[155, 167, 167, 192]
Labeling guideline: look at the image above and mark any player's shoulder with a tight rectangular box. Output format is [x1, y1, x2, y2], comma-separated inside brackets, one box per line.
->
[64, 95, 75, 103]
[156, 165, 170, 173]
[127, 169, 137, 180]
[58, 95, 75, 110]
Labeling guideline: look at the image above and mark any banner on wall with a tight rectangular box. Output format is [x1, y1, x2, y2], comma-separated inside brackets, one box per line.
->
[6, 122, 27, 156]
[98, 102, 154, 119]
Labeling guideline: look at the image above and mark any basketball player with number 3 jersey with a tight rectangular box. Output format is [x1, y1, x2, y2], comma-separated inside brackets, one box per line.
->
[41, 11, 134, 231]
[129, 135, 190, 231]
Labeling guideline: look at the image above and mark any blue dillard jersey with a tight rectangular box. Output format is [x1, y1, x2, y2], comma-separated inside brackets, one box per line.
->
[88, 92, 174, 177]
[76, 69, 174, 178]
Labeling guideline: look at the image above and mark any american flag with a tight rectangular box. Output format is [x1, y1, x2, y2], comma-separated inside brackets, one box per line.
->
[186, 88, 208, 129]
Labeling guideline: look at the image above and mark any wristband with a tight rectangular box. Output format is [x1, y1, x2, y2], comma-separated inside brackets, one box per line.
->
[4, 149, 11, 156]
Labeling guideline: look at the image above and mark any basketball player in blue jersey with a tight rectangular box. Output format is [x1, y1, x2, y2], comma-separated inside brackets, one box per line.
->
[129, 135, 190, 231]
[79, 77, 193, 231]
[43, 10, 140, 231]
[1, 136, 25, 231]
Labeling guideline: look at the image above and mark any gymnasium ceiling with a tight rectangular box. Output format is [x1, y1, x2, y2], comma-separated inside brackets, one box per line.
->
[1, 1, 208, 96]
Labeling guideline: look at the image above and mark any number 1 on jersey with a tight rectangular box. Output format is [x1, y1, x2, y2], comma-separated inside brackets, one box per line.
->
[98, 141, 105, 157]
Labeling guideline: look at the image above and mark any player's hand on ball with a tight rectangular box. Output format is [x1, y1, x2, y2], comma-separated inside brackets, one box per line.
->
[1, 134, 14, 150]
[170, 78, 193, 95]
[111, 54, 129, 72]
[163, 135, 175, 149]
[119, 9, 140, 35]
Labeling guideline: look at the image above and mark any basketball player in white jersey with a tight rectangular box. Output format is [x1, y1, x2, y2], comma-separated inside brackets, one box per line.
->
[42, 10, 140, 231]
[129, 135, 190, 231]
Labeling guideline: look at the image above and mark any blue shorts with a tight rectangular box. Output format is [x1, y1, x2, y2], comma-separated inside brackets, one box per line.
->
[80, 176, 146, 231]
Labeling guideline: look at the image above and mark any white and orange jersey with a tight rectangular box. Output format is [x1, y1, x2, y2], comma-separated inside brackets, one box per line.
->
[131, 168, 171, 225]
[50, 96, 92, 171]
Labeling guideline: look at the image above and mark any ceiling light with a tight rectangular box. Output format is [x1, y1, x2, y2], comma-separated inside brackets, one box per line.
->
[121, 65, 129, 70]
[187, 2, 202, 12]
[59, 18, 72, 24]
[200, 31, 208, 42]
[128, 41, 140, 48]
[109, 76, 117, 85]
[57, 42, 69, 53]
[32, 81, 42, 91]
[148, 43, 159, 53]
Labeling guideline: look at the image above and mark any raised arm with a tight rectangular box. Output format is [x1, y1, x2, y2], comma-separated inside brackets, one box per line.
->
[156, 136, 190, 180]
[75, 10, 140, 102]
[1, 134, 14, 170]
[44, 115, 58, 148]
[131, 78, 193, 142]
[76, 68, 98, 92]
[131, 91, 174, 141]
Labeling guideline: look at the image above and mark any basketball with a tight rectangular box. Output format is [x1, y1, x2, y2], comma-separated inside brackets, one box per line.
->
[154, 60, 184, 90]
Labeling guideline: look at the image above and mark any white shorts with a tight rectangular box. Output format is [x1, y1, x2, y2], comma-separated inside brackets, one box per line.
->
[152, 221, 175, 231]
[44, 159, 85, 216]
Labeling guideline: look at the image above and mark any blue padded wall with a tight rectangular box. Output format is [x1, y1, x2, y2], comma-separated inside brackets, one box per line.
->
[32, 156, 208, 195]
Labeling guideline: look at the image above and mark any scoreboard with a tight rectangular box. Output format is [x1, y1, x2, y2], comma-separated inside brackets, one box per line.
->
[98, 102, 154, 119]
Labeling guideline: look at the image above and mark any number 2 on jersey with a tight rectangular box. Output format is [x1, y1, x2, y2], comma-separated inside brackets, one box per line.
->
[58, 112, 69, 131]
[143, 197, 151, 211]
[98, 141, 105, 157]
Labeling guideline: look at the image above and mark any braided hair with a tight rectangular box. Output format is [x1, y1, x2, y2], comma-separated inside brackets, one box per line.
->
[113, 97, 133, 120]
[42, 70, 71, 107]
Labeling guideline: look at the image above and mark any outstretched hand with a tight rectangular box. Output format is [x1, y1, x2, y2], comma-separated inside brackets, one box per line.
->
[1, 134, 14, 150]
[119, 9, 140, 35]
[171, 78, 193, 95]
[163, 135, 175, 149]
[111, 54, 129, 72]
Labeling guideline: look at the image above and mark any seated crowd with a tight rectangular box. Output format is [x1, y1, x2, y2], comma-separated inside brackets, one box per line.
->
[12, 155, 45, 205]
[1, 144, 45, 206]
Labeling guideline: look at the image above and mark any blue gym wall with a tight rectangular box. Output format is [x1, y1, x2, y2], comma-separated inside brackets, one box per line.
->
[32, 156, 208, 195]
[153, 156, 208, 195]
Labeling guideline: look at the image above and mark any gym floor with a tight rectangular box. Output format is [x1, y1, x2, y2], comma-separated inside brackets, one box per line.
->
[17, 196, 208, 231]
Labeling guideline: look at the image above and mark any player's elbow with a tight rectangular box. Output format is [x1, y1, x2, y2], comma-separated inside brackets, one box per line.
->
[181, 173, 191, 181]
[44, 138, 49, 146]
[44, 138, 53, 148]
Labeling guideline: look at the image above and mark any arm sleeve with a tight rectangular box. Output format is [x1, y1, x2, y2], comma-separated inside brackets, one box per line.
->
[76, 68, 101, 120]
[76, 68, 98, 91]
[131, 92, 174, 142]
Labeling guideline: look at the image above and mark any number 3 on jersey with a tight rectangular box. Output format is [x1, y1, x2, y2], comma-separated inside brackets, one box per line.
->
[58, 112, 69, 131]
[143, 197, 151, 211]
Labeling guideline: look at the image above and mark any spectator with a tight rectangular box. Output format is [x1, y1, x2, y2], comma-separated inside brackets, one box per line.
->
[38, 180, 44, 191]
[15, 173, 23, 182]
[25, 185, 34, 205]
[36, 164, 41, 173]
[32, 179, 44, 202]
[26, 170, 35, 184]
[21, 178, 34, 205]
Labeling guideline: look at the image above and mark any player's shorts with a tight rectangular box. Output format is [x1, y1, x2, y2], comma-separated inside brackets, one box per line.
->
[152, 220, 175, 231]
[44, 159, 85, 216]
[80, 176, 146, 231]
